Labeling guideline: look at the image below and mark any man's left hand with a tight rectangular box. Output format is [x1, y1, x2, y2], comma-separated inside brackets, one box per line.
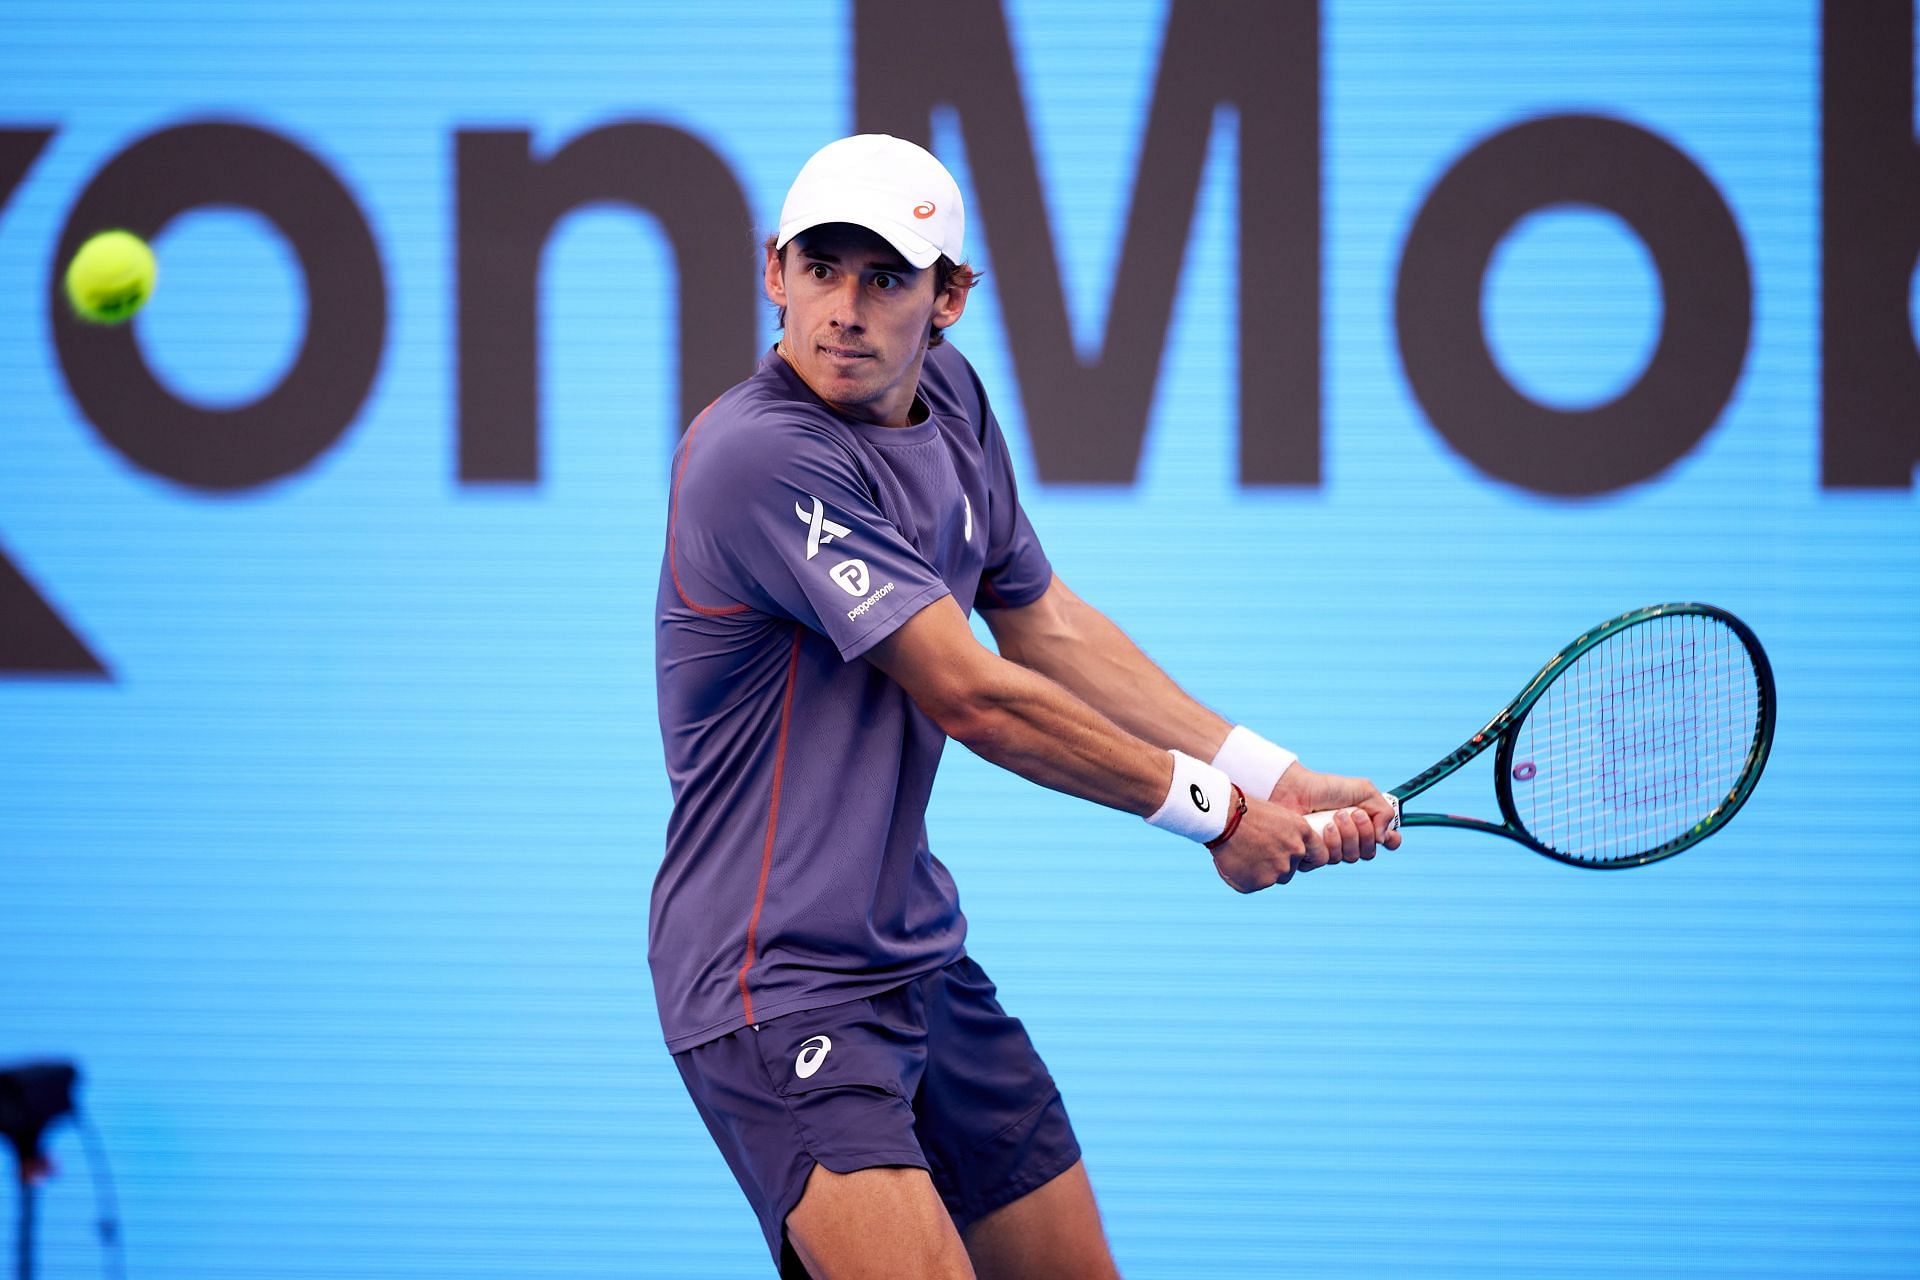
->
[1268, 765, 1403, 867]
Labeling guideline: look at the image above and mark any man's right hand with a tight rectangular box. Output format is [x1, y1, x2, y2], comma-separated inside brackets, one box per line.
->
[1209, 796, 1386, 892]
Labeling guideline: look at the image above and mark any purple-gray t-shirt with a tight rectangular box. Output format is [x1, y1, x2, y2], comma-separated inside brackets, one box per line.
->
[651, 341, 1052, 1052]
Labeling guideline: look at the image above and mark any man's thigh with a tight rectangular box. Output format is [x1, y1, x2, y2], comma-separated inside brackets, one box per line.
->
[674, 988, 935, 1274]
[674, 957, 1097, 1275]
[786, 1156, 1119, 1280]
[914, 956, 1087, 1231]
[785, 955, 1114, 1280]
[786, 1164, 975, 1280]
[960, 1160, 1120, 1280]
[784, 1156, 1118, 1280]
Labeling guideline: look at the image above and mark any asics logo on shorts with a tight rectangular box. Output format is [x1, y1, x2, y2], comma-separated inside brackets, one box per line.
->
[795, 495, 852, 560]
[795, 1034, 832, 1079]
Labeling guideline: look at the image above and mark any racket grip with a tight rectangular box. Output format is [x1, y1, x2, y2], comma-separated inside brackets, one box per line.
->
[1303, 793, 1401, 837]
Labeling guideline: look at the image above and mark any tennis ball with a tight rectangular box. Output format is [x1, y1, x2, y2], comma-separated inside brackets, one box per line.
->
[64, 229, 157, 325]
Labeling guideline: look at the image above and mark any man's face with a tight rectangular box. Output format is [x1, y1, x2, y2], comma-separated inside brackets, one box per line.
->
[764, 223, 966, 427]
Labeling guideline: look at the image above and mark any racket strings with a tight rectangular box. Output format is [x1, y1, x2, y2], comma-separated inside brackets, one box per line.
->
[1510, 613, 1761, 865]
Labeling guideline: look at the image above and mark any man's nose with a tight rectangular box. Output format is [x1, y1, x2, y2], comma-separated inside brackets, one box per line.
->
[826, 275, 865, 329]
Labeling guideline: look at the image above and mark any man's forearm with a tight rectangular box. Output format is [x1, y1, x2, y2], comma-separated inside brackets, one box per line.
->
[987, 579, 1231, 760]
[937, 652, 1177, 818]
[867, 594, 1180, 818]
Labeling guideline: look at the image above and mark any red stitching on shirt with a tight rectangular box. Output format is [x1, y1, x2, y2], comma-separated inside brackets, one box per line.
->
[668, 400, 751, 617]
[736, 625, 803, 1022]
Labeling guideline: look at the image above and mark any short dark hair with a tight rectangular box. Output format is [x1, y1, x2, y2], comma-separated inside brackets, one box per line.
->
[763, 232, 981, 347]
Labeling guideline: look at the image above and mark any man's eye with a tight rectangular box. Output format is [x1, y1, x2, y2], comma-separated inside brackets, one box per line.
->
[873, 274, 898, 290]
[808, 264, 830, 279]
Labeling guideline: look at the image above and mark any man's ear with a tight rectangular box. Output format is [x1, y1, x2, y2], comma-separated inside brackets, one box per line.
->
[931, 276, 968, 331]
[764, 244, 787, 306]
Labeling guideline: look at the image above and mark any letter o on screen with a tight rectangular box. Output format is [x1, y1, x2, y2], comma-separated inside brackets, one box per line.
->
[52, 122, 386, 491]
[1396, 114, 1750, 497]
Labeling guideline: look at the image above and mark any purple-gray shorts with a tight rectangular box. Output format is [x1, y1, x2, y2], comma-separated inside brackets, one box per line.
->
[672, 954, 1083, 1276]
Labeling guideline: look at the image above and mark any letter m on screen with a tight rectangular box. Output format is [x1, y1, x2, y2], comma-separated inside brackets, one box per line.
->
[854, 0, 1319, 486]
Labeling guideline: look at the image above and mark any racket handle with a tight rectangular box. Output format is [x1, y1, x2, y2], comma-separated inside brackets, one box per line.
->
[1303, 793, 1401, 838]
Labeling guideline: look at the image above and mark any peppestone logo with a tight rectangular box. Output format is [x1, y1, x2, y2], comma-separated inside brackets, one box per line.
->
[795, 495, 851, 561]
[830, 559, 870, 596]
[846, 582, 895, 621]
[795, 1034, 831, 1079]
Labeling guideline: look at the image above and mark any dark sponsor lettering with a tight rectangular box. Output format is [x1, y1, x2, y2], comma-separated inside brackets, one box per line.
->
[1396, 114, 1750, 497]
[52, 123, 386, 492]
[3, 2, 1914, 681]
[455, 124, 757, 482]
[855, 0, 1320, 485]
[0, 556, 104, 678]
[1822, 0, 1919, 488]
[1, 128, 104, 676]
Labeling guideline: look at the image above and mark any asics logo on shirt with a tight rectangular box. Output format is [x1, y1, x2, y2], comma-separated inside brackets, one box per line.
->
[795, 495, 852, 560]
[963, 494, 973, 542]
[795, 1034, 832, 1079]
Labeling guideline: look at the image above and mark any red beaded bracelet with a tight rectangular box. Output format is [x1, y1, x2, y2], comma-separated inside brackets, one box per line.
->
[1204, 784, 1247, 852]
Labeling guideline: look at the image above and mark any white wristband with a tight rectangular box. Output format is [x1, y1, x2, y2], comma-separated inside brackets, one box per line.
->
[1211, 725, 1298, 801]
[1146, 751, 1235, 843]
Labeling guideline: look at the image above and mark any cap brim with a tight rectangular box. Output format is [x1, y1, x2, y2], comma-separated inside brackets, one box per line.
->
[776, 205, 943, 270]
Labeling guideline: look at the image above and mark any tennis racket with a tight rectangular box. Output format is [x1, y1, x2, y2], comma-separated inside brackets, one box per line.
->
[1305, 602, 1775, 869]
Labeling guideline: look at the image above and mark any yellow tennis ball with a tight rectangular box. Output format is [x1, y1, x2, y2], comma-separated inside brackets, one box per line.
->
[64, 229, 157, 325]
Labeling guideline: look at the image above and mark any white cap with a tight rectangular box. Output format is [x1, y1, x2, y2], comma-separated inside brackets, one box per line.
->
[776, 134, 965, 270]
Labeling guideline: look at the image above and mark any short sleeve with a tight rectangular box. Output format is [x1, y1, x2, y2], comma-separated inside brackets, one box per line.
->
[670, 413, 951, 660]
[976, 395, 1052, 609]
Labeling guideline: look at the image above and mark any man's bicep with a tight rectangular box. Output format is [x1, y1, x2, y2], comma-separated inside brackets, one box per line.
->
[865, 595, 1000, 730]
[978, 574, 1083, 667]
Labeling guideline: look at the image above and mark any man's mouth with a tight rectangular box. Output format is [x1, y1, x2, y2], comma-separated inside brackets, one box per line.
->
[818, 344, 873, 360]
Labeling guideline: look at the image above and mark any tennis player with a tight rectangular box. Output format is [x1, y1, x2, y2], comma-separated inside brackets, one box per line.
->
[654, 133, 1401, 1279]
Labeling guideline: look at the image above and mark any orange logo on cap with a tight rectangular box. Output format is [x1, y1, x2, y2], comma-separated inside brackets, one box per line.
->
[912, 201, 936, 220]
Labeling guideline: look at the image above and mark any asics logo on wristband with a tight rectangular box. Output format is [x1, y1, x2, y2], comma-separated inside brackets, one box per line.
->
[1149, 751, 1233, 842]
[795, 495, 852, 560]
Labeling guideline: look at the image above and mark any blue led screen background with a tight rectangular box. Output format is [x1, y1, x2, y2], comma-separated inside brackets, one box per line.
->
[3, 2, 1917, 1276]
